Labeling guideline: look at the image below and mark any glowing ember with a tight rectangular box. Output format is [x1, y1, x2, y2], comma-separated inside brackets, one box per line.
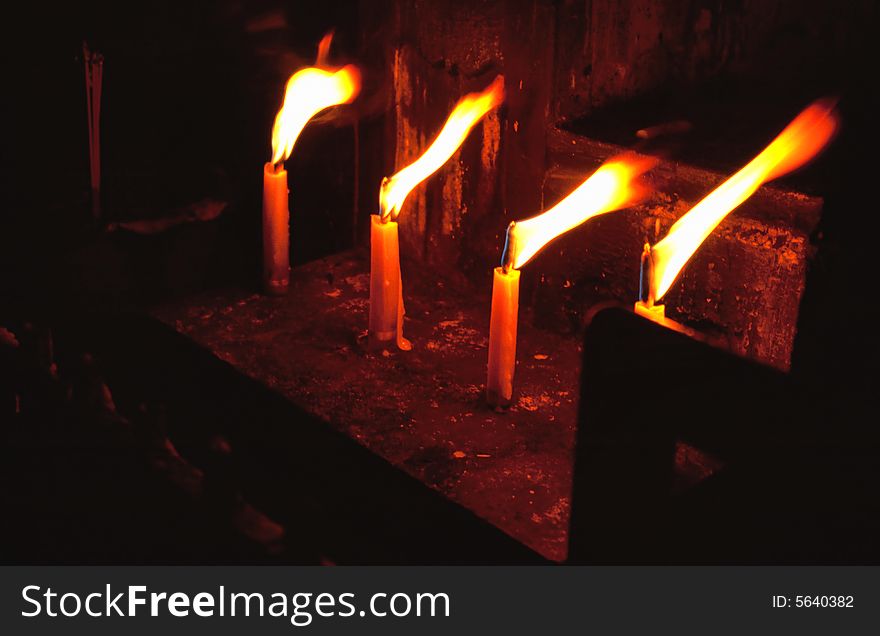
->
[506, 153, 657, 269]
[646, 99, 838, 304]
[379, 75, 505, 221]
[270, 33, 361, 165]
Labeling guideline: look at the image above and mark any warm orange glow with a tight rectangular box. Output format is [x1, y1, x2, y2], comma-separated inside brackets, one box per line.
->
[270, 34, 361, 165]
[648, 99, 838, 303]
[508, 153, 657, 269]
[379, 75, 505, 221]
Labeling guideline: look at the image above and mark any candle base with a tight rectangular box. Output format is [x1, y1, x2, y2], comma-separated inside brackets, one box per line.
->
[263, 277, 290, 296]
[368, 329, 395, 349]
[633, 301, 697, 337]
[486, 387, 514, 411]
[634, 300, 665, 322]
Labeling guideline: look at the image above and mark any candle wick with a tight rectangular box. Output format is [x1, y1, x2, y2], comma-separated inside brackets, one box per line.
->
[500, 221, 517, 271]
[378, 176, 392, 224]
[639, 243, 655, 307]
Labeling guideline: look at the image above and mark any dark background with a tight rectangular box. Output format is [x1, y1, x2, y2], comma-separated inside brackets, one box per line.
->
[2, 0, 368, 314]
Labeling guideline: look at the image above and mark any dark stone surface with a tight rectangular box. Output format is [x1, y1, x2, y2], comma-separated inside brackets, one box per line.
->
[155, 250, 582, 561]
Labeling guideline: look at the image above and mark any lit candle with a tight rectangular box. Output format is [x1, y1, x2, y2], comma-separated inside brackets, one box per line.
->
[369, 214, 410, 350]
[486, 154, 656, 408]
[263, 162, 290, 295]
[487, 263, 520, 409]
[370, 76, 505, 348]
[635, 99, 838, 324]
[634, 242, 664, 321]
[262, 33, 360, 295]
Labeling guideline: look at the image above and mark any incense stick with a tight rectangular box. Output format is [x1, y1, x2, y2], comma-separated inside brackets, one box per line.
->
[83, 42, 104, 220]
[352, 119, 360, 247]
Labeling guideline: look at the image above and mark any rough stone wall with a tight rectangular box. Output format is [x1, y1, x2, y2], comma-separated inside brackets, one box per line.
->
[377, 0, 825, 369]
[551, 0, 875, 122]
[383, 0, 555, 278]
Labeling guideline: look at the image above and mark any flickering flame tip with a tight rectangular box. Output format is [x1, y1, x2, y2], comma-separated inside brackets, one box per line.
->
[507, 153, 657, 270]
[646, 98, 838, 303]
[379, 75, 505, 221]
[270, 33, 361, 166]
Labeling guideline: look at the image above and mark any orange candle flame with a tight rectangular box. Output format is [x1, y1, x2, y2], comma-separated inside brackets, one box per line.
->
[379, 75, 505, 221]
[507, 153, 657, 269]
[647, 99, 838, 303]
[270, 33, 361, 165]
